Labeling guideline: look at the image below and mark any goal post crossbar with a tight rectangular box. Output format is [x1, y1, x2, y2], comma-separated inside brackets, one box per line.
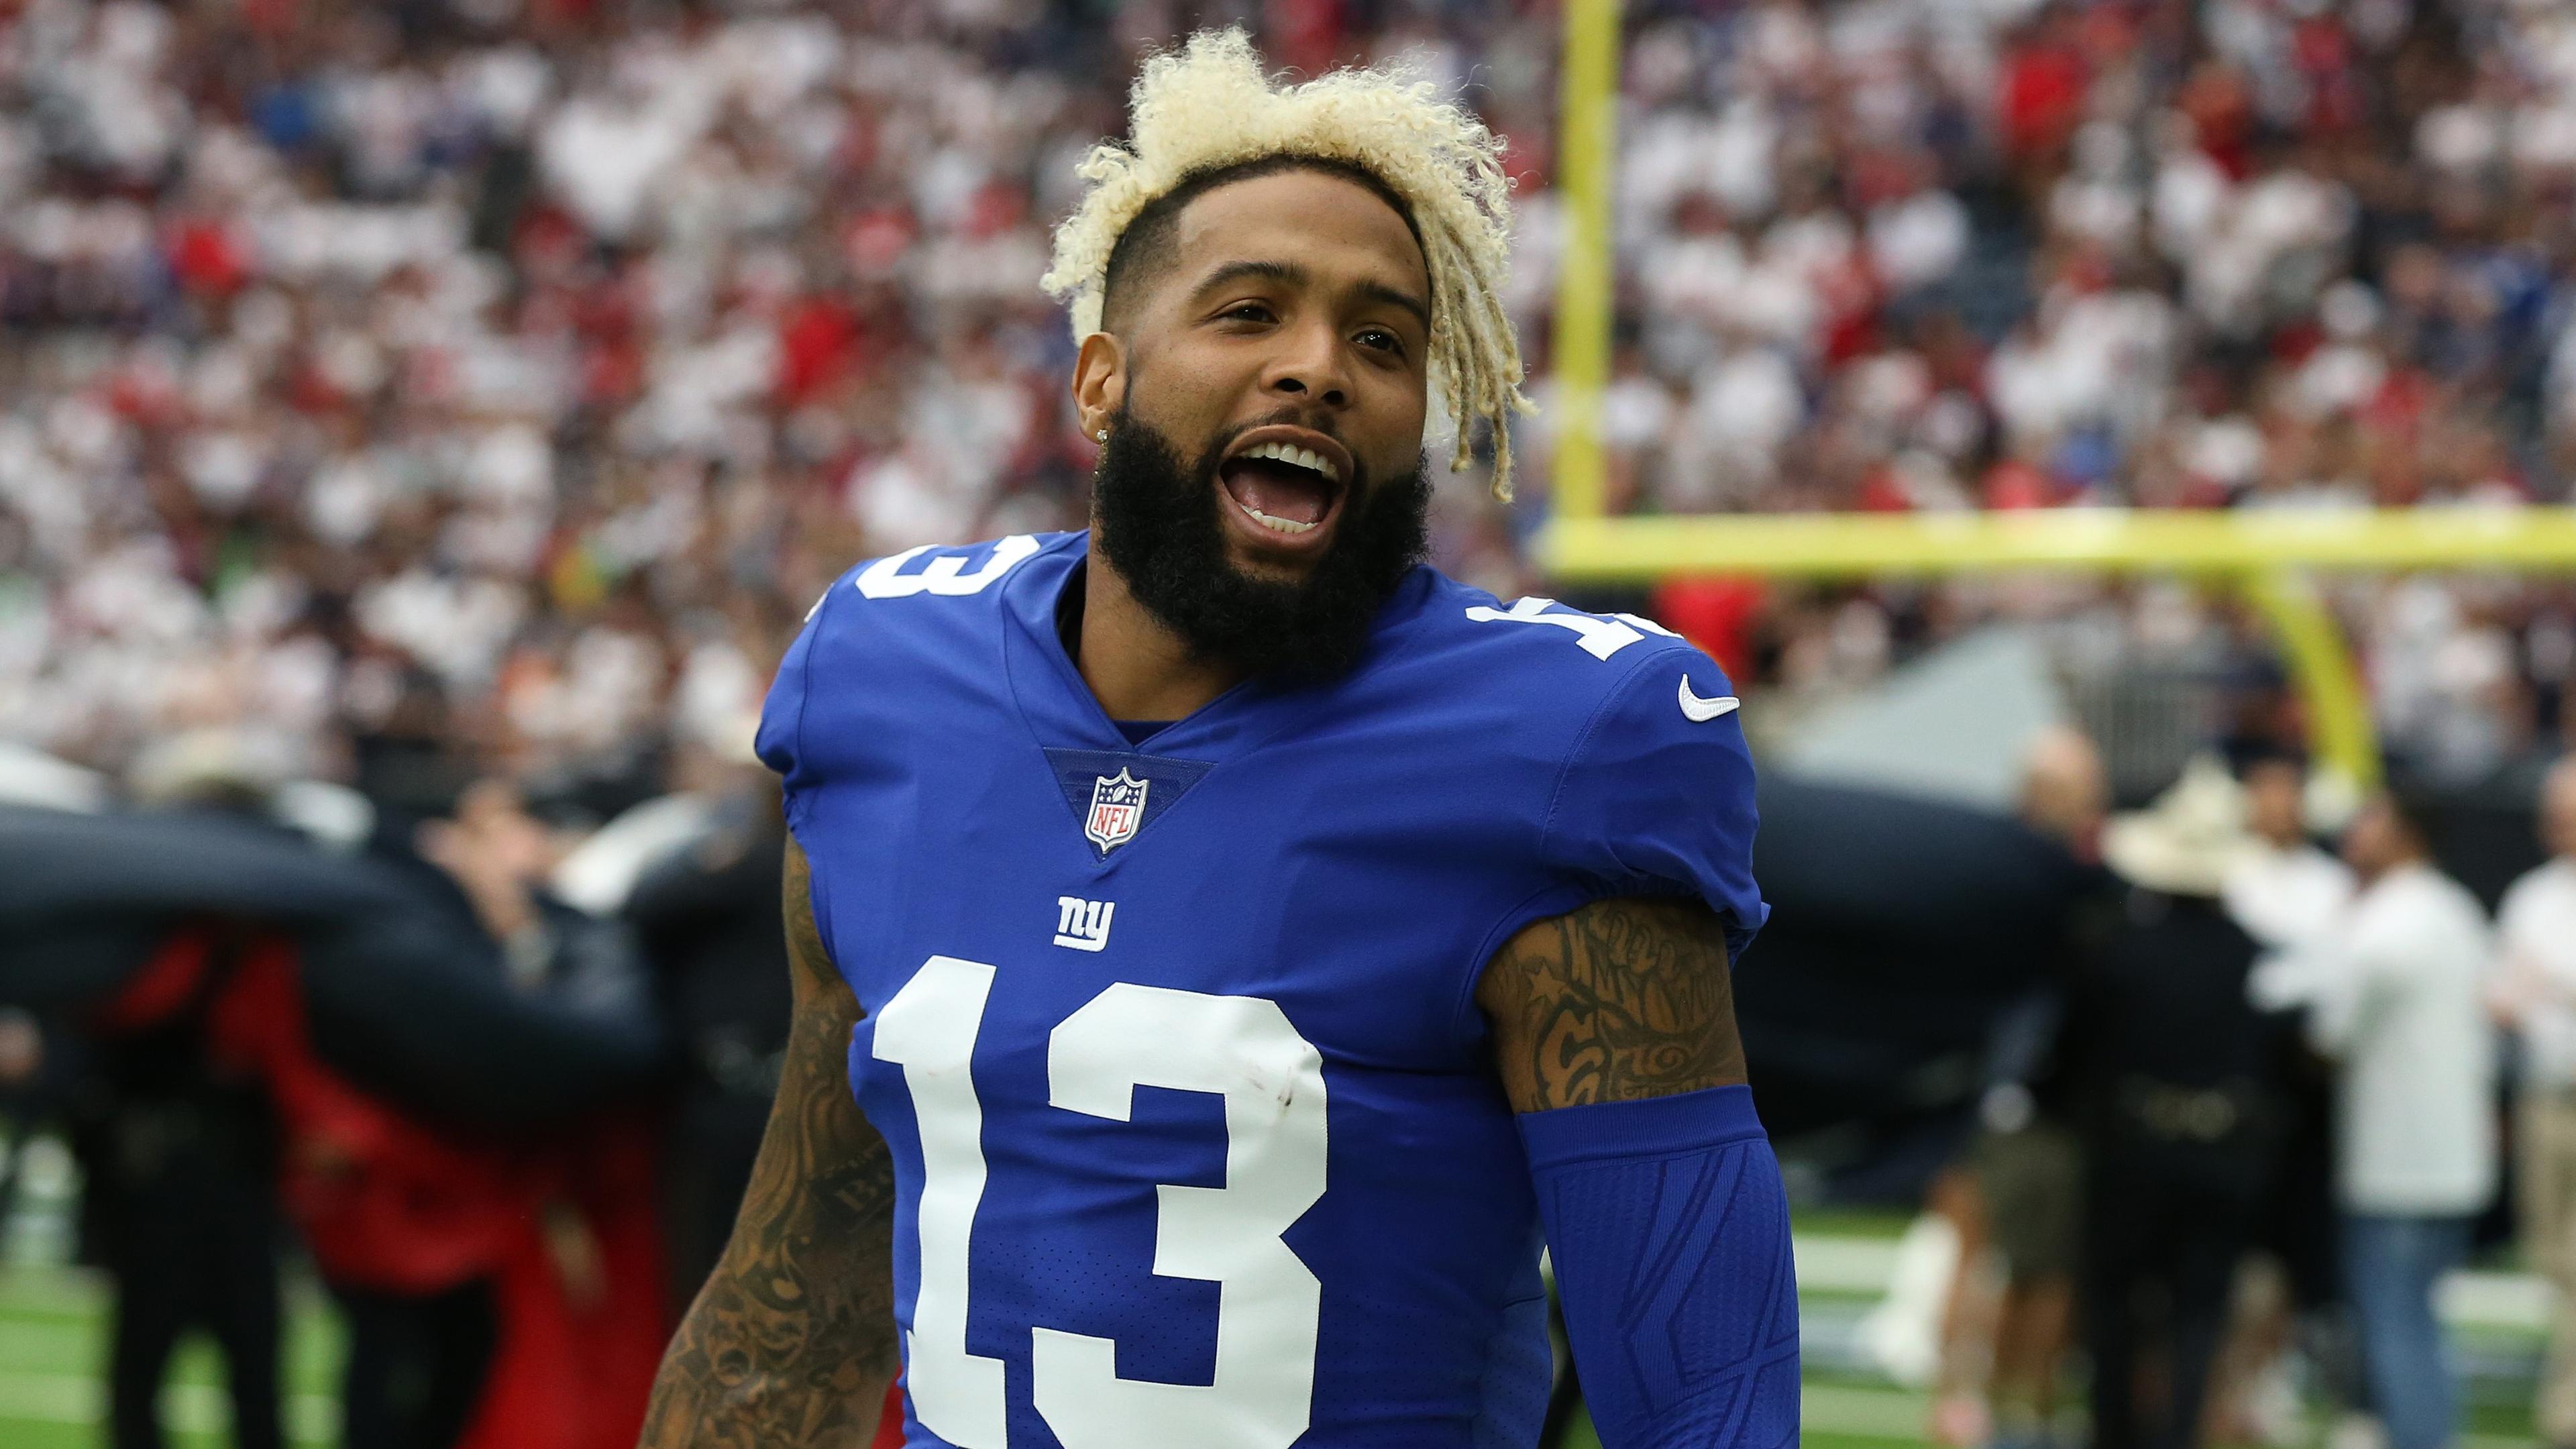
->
[1534, 509, 2576, 795]
[1538, 508, 2576, 580]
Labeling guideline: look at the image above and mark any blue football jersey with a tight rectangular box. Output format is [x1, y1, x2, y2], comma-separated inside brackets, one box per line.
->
[757, 531, 1764, 1449]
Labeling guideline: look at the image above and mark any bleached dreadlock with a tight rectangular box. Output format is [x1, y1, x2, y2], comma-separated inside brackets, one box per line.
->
[1041, 29, 1535, 500]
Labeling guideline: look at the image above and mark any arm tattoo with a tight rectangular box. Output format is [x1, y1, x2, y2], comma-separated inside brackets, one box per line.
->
[1477, 894, 1746, 1112]
[639, 841, 899, 1447]
[782, 840, 846, 997]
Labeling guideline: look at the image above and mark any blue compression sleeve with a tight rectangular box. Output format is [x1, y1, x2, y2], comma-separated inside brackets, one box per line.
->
[1520, 1084, 1799, 1448]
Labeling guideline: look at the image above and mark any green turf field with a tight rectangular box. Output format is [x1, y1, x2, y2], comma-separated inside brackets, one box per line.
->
[0, 1208, 2544, 1448]
[0, 1265, 1945, 1449]
[0, 1269, 340, 1448]
[0, 1265, 2027, 1448]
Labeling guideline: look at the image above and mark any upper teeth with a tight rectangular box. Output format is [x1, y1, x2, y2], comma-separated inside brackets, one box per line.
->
[1242, 440, 1340, 483]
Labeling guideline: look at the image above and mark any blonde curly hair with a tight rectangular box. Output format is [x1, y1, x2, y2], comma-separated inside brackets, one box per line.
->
[1041, 29, 1534, 500]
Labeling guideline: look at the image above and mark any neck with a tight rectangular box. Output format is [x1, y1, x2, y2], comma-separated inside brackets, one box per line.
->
[1074, 527, 1244, 722]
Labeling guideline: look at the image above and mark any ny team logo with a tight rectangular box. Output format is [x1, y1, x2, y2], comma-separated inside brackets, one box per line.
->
[1052, 896, 1116, 951]
[1084, 769, 1150, 852]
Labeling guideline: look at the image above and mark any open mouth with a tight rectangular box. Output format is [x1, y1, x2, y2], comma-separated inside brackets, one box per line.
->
[1218, 439, 1345, 539]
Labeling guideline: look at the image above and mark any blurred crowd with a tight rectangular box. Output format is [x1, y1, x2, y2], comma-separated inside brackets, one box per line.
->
[11, 0, 2576, 807]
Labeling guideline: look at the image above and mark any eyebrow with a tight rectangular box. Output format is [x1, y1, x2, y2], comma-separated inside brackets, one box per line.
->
[1189, 258, 1431, 331]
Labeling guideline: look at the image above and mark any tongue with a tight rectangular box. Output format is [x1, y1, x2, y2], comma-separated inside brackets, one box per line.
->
[1223, 460, 1333, 525]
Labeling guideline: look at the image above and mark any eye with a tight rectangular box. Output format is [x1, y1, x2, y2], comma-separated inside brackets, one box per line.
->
[1355, 327, 1405, 356]
[1220, 301, 1276, 324]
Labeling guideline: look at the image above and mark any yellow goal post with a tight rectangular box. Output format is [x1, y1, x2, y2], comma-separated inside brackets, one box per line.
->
[1540, 0, 2576, 796]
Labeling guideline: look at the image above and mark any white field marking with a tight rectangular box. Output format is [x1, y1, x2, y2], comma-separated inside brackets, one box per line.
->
[1791, 1230, 2551, 1331]
[1795, 1383, 2541, 1449]
[1790, 1233, 1905, 1295]
[2443, 1269, 2554, 1332]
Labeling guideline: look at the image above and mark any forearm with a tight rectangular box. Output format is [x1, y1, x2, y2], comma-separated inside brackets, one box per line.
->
[641, 1171, 897, 1446]
[639, 1024, 898, 1445]
[639, 841, 900, 1447]
[1481, 896, 1796, 1445]
[1527, 1087, 1799, 1447]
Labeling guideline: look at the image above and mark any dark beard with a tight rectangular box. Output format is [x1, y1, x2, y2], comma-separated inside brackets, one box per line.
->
[1090, 411, 1430, 686]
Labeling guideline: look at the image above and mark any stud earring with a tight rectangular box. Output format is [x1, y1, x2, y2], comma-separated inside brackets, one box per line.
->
[1095, 428, 1108, 441]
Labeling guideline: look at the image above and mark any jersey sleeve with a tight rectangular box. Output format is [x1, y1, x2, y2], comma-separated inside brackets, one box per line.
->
[1544, 648, 1768, 961]
[754, 578, 855, 969]
[754, 581, 835, 825]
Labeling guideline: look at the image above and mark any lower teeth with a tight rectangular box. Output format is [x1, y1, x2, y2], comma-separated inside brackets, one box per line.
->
[1242, 502, 1318, 535]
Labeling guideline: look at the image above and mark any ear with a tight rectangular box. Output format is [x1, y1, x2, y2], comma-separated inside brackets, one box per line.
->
[1071, 331, 1128, 440]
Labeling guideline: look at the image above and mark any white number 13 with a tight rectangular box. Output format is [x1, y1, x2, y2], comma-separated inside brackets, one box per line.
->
[871, 957, 1330, 1448]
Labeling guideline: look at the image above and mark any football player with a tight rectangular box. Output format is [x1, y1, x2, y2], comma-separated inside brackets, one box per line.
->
[641, 30, 1796, 1448]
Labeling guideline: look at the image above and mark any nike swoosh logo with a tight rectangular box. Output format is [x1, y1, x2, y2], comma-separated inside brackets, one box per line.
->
[1678, 676, 1740, 722]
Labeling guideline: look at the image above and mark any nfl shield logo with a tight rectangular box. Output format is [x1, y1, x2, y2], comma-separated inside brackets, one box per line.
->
[1084, 769, 1150, 852]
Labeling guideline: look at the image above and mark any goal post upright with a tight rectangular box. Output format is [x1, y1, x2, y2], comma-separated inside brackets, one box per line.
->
[1546, 0, 1623, 525]
[2236, 570, 2379, 794]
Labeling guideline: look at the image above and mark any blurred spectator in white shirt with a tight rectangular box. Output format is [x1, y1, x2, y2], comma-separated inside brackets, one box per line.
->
[2294, 793, 2497, 1449]
[2491, 757, 2576, 1447]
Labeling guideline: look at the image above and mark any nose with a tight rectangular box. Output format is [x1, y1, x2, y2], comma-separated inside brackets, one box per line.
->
[1263, 317, 1351, 411]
